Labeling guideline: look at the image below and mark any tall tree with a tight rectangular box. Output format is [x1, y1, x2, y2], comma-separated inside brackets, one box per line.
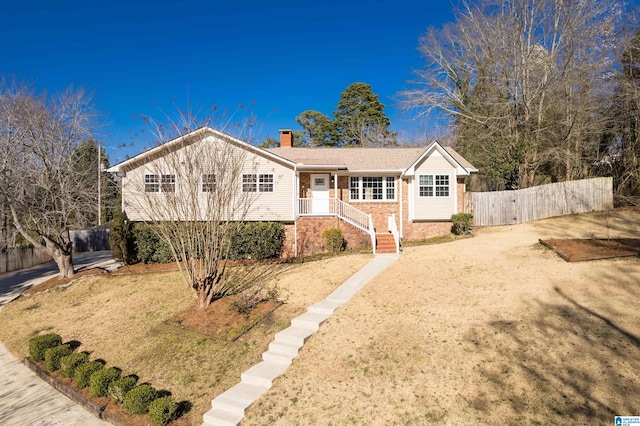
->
[403, 0, 623, 189]
[296, 110, 338, 146]
[333, 83, 396, 146]
[599, 29, 640, 196]
[0, 82, 96, 278]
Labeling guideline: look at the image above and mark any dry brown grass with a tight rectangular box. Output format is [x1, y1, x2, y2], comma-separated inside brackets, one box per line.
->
[0, 254, 372, 425]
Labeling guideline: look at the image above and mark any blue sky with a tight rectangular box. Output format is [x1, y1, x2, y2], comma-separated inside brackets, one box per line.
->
[1, 0, 455, 163]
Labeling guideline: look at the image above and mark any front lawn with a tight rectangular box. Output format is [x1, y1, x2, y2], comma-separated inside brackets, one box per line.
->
[0, 254, 372, 425]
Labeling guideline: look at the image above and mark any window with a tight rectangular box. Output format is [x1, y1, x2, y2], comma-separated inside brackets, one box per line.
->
[349, 176, 396, 201]
[242, 173, 274, 193]
[160, 174, 175, 193]
[259, 174, 274, 192]
[202, 174, 216, 192]
[419, 174, 449, 197]
[144, 174, 159, 193]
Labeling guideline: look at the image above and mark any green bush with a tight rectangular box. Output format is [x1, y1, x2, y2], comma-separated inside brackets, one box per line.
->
[451, 213, 473, 235]
[149, 396, 178, 426]
[44, 344, 72, 372]
[29, 333, 62, 362]
[228, 222, 285, 260]
[110, 209, 137, 265]
[133, 224, 174, 264]
[109, 375, 138, 403]
[322, 227, 344, 254]
[89, 367, 121, 397]
[74, 361, 103, 388]
[124, 384, 157, 414]
[59, 352, 89, 378]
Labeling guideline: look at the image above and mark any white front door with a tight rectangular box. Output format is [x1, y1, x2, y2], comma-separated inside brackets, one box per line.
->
[310, 174, 330, 214]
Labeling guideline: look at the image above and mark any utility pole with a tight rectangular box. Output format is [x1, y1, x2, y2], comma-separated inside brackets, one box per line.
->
[98, 143, 102, 226]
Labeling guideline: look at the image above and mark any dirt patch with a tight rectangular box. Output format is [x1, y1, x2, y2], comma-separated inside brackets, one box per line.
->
[540, 238, 640, 261]
[167, 296, 282, 341]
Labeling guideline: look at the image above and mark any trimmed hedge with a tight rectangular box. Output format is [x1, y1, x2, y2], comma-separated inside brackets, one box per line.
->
[89, 367, 121, 397]
[228, 221, 285, 260]
[110, 209, 137, 265]
[74, 361, 104, 388]
[322, 227, 344, 254]
[44, 344, 72, 372]
[108, 375, 138, 403]
[133, 224, 174, 264]
[59, 352, 89, 378]
[149, 396, 178, 426]
[124, 384, 157, 414]
[451, 213, 473, 235]
[29, 333, 62, 362]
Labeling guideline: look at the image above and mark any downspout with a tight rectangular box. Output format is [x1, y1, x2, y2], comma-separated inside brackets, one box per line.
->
[399, 176, 403, 239]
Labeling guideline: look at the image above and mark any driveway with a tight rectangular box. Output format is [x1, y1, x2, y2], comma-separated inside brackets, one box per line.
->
[0, 251, 114, 426]
[0, 251, 115, 306]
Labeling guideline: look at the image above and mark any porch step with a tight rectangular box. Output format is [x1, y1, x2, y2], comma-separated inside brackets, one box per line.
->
[375, 233, 396, 254]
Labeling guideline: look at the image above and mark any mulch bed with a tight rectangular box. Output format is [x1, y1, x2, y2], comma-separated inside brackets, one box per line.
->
[167, 296, 282, 341]
[539, 238, 640, 262]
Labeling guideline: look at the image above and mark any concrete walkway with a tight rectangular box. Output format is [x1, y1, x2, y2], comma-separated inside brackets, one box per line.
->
[0, 252, 118, 426]
[202, 254, 400, 426]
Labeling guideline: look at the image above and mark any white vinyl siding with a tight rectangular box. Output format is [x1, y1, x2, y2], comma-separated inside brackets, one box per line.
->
[412, 151, 456, 220]
[123, 135, 295, 221]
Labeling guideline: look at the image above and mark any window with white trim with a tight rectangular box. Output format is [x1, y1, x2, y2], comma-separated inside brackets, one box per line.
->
[349, 176, 396, 201]
[145, 173, 176, 193]
[419, 174, 449, 197]
[202, 174, 216, 192]
[160, 174, 175, 193]
[144, 174, 159, 193]
[242, 173, 274, 193]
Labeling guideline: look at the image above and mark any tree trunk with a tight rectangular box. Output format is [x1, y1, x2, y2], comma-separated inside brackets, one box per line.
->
[53, 252, 75, 279]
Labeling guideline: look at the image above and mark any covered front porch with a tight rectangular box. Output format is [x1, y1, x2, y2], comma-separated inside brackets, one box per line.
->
[293, 171, 399, 254]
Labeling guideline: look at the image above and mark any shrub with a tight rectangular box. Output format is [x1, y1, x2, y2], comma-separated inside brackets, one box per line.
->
[74, 361, 103, 388]
[228, 222, 285, 260]
[133, 224, 174, 263]
[149, 396, 178, 426]
[124, 384, 157, 414]
[59, 352, 89, 378]
[109, 375, 138, 403]
[110, 209, 137, 265]
[44, 344, 72, 372]
[89, 367, 121, 397]
[451, 213, 473, 235]
[29, 333, 62, 362]
[322, 227, 344, 254]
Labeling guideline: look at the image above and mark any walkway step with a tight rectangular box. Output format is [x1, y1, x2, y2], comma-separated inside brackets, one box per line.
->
[202, 406, 244, 426]
[274, 326, 315, 347]
[290, 311, 332, 331]
[240, 361, 289, 388]
[308, 299, 342, 315]
[262, 349, 293, 366]
[268, 340, 301, 357]
[210, 382, 269, 416]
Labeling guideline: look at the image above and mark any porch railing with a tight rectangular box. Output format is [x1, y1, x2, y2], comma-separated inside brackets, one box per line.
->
[387, 214, 400, 253]
[298, 198, 376, 252]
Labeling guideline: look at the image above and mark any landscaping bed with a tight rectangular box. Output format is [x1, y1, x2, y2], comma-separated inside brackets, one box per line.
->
[539, 238, 640, 261]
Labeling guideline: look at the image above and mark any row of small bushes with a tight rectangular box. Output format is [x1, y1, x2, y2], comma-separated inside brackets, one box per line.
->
[110, 209, 285, 264]
[29, 333, 178, 426]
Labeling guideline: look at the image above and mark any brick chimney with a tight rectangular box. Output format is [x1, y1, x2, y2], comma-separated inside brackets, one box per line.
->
[279, 129, 293, 148]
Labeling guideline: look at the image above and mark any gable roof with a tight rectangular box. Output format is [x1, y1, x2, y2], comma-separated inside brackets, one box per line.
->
[107, 126, 477, 175]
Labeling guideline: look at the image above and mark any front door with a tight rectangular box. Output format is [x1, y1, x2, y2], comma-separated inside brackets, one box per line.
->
[310, 174, 330, 214]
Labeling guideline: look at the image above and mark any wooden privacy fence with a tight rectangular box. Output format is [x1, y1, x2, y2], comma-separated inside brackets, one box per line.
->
[463, 177, 613, 226]
[70, 229, 111, 252]
[0, 247, 52, 274]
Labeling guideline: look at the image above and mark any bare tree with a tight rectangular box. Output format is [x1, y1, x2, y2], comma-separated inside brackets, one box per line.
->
[403, 0, 623, 189]
[0, 81, 96, 278]
[121, 109, 283, 309]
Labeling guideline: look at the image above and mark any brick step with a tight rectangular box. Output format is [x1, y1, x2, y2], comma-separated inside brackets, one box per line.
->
[375, 233, 396, 253]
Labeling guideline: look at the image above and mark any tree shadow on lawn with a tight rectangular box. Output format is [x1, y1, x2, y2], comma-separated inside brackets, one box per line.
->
[466, 263, 640, 423]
